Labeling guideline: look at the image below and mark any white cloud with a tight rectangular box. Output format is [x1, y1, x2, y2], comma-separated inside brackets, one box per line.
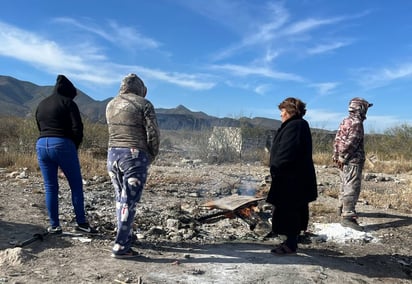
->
[243, 3, 290, 45]
[307, 41, 351, 55]
[0, 21, 99, 76]
[305, 108, 344, 130]
[306, 108, 411, 133]
[365, 115, 412, 133]
[358, 63, 412, 88]
[131, 66, 215, 90]
[53, 17, 161, 50]
[283, 17, 345, 36]
[310, 82, 339, 95]
[254, 84, 271, 95]
[210, 64, 304, 82]
[264, 48, 280, 63]
[0, 21, 214, 90]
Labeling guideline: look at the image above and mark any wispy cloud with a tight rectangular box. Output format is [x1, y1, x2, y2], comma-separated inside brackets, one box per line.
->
[132, 66, 215, 90]
[0, 21, 214, 90]
[283, 16, 345, 36]
[211, 3, 289, 61]
[307, 109, 410, 133]
[357, 62, 412, 88]
[0, 21, 103, 79]
[213, 3, 352, 62]
[365, 115, 412, 132]
[242, 3, 290, 46]
[210, 63, 304, 82]
[254, 84, 271, 95]
[306, 108, 344, 130]
[310, 82, 339, 95]
[53, 17, 161, 50]
[307, 41, 352, 55]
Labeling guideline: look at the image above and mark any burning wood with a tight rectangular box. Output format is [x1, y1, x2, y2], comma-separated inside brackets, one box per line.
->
[197, 195, 267, 231]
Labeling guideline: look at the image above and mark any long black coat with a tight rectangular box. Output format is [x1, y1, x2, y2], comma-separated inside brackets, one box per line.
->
[266, 116, 317, 208]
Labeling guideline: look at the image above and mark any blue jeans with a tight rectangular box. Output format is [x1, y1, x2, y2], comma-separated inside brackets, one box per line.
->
[36, 137, 86, 227]
[107, 148, 149, 255]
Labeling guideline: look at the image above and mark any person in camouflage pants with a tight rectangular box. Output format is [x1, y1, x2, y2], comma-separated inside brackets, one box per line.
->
[333, 97, 373, 231]
[106, 74, 160, 258]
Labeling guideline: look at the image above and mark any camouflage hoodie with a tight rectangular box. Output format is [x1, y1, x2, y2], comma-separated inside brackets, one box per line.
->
[333, 98, 373, 165]
[106, 74, 160, 162]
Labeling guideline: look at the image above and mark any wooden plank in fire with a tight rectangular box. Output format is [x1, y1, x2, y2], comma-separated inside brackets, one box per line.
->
[201, 194, 265, 211]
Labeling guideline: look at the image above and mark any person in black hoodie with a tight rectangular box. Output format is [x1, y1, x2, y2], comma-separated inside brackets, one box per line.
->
[266, 97, 317, 255]
[35, 74, 96, 235]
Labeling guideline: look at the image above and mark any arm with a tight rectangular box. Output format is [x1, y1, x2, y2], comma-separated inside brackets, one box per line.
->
[68, 101, 84, 149]
[144, 101, 160, 162]
[333, 118, 363, 166]
[270, 120, 302, 176]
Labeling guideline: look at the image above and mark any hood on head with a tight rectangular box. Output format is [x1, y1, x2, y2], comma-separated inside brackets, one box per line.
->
[119, 73, 147, 97]
[348, 97, 373, 119]
[54, 74, 77, 99]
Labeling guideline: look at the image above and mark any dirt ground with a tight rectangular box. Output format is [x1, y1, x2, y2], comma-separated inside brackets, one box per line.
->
[0, 159, 411, 284]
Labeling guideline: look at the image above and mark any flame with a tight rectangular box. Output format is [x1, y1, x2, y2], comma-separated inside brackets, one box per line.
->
[237, 205, 258, 218]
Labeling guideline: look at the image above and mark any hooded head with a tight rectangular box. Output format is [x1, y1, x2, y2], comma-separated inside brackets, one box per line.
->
[119, 73, 147, 97]
[348, 97, 373, 119]
[54, 74, 77, 99]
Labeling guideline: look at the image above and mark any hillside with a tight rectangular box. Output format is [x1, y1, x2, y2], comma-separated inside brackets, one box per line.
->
[0, 75, 282, 131]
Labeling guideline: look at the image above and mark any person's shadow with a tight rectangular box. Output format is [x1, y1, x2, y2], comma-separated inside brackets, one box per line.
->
[360, 212, 412, 231]
[0, 220, 73, 251]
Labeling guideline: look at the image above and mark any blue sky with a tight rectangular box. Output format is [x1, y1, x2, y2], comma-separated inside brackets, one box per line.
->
[1, 0, 412, 132]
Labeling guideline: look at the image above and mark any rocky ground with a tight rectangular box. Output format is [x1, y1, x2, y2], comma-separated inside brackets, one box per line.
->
[0, 154, 411, 284]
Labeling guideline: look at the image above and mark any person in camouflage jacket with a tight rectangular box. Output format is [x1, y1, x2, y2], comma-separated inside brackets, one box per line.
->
[333, 97, 372, 231]
[106, 73, 160, 258]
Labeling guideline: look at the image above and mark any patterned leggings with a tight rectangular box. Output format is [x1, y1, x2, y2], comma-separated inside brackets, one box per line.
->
[107, 148, 149, 255]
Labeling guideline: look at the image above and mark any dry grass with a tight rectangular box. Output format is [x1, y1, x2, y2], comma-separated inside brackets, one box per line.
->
[361, 185, 412, 212]
[0, 150, 107, 179]
[314, 151, 412, 175]
[0, 152, 39, 171]
[310, 202, 335, 216]
[313, 152, 333, 167]
[78, 150, 108, 178]
[146, 166, 209, 189]
[1, 118, 412, 213]
[364, 156, 412, 174]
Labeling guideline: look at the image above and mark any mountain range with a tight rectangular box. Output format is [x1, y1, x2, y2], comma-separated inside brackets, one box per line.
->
[0, 75, 281, 131]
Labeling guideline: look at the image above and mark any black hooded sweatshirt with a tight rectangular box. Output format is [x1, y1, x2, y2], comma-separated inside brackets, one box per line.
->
[35, 75, 83, 148]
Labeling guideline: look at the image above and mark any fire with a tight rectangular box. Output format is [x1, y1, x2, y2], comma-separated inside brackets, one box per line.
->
[237, 205, 258, 218]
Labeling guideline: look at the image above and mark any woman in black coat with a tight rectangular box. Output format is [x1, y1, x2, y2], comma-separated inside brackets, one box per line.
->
[266, 97, 317, 254]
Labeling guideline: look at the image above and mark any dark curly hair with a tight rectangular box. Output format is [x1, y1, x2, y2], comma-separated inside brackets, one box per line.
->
[278, 97, 307, 118]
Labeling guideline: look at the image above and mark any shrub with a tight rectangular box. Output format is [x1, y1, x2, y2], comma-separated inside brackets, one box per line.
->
[0, 116, 412, 175]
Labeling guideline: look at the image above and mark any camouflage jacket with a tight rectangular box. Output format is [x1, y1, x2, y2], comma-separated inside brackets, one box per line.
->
[333, 112, 365, 165]
[106, 92, 160, 162]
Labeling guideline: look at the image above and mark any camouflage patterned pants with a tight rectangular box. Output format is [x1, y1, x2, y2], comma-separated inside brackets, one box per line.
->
[338, 163, 364, 217]
[107, 148, 149, 255]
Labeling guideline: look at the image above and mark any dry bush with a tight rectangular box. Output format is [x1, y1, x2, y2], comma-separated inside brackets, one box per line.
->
[322, 187, 339, 199]
[146, 166, 206, 189]
[0, 151, 38, 171]
[1, 116, 412, 177]
[81, 119, 108, 151]
[365, 124, 412, 162]
[78, 150, 107, 178]
[364, 155, 412, 174]
[361, 186, 412, 213]
[310, 202, 335, 216]
[313, 152, 334, 166]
